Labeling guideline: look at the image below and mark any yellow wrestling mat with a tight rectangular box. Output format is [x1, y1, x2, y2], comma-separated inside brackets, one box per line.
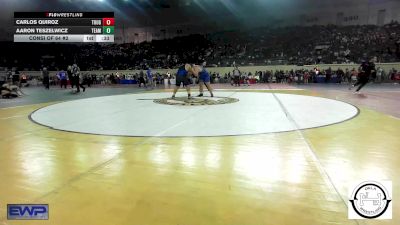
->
[0, 89, 399, 225]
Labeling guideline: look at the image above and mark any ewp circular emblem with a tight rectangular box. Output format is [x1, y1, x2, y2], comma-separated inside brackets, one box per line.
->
[349, 181, 392, 219]
[154, 96, 239, 106]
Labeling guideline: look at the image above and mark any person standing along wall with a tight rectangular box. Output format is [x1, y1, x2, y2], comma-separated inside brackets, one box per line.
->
[58, 70, 67, 89]
[42, 67, 50, 90]
[232, 66, 241, 86]
[67, 65, 74, 88]
[146, 67, 153, 89]
[72, 64, 85, 93]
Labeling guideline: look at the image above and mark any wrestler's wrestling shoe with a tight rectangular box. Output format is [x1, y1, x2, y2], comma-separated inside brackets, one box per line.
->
[197, 93, 203, 97]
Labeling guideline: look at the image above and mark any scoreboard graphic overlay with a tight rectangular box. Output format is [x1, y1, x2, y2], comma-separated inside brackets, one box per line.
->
[14, 12, 114, 43]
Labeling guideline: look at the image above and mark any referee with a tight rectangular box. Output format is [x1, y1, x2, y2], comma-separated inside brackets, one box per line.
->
[72, 64, 85, 93]
[349, 58, 376, 93]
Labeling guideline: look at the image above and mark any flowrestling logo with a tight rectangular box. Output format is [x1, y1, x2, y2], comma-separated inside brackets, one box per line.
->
[349, 181, 392, 219]
[7, 204, 49, 220]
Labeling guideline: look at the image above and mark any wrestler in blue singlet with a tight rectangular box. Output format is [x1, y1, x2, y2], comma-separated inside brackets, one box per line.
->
[198, 68, 211, 83]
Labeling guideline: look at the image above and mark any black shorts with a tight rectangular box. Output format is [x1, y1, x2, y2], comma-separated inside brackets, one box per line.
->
[176, 76, 190, 86]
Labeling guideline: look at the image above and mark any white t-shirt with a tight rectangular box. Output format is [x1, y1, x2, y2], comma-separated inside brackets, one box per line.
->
[233, 69, 240, 77]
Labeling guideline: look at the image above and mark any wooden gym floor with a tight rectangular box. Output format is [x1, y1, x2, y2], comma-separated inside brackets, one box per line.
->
[0, 84, 399, 225]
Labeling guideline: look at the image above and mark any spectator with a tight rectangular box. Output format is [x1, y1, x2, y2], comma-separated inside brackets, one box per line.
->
[58, 70, 68, 89]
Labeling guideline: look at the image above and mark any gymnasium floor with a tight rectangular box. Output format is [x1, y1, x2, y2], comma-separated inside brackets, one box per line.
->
[0, 83, 399, 225]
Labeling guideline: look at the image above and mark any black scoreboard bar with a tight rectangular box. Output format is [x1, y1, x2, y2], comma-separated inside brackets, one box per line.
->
[14, 12, 114, 43]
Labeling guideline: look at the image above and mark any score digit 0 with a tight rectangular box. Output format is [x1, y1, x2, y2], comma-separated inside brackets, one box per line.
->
[103, 26, 114, 34]
[102, 18, 114, 26]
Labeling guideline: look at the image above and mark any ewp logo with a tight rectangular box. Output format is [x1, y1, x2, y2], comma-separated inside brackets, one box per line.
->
[7, 204, 49, 220]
